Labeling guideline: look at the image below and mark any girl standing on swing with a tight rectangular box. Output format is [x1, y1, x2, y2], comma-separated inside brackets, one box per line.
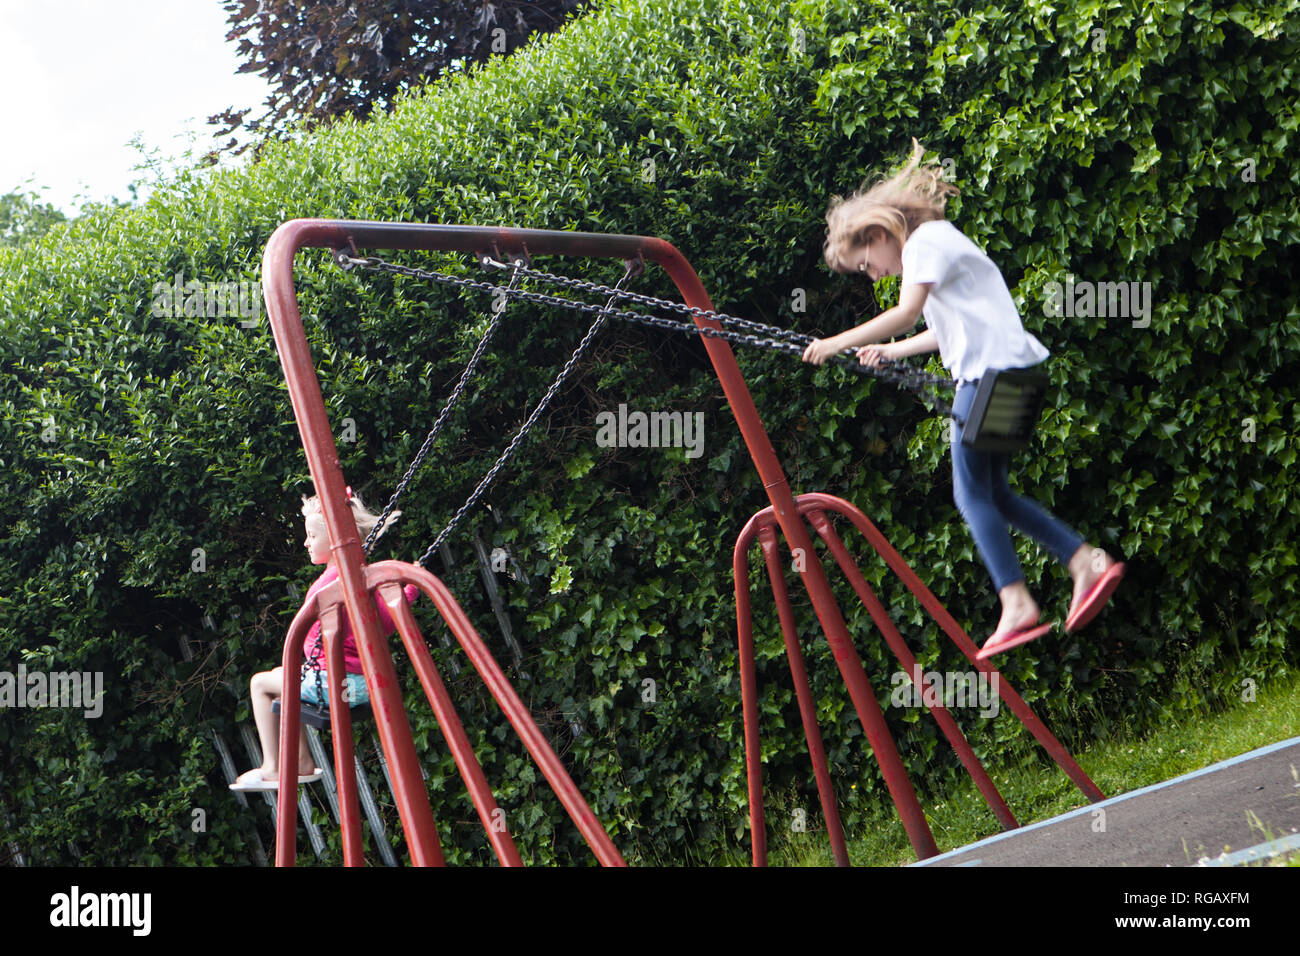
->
[802, 139, 1124, 658]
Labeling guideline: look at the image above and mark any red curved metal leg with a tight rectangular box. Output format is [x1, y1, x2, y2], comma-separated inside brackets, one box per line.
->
[732, 491, 1105, 865]
[379, 582, 523, 866]
[370, 562, 625, 866]
[801, 493, 1104, 803]
[273, 563, 624, 867]
[758, 526, 851, 866]
[805, 507, 1018, 831]
[733, 526, 767, 866]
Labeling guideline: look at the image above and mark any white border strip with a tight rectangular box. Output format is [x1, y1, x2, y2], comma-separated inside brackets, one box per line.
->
[910, 735, 1300, 867]
[1198, 832, 1300, 867]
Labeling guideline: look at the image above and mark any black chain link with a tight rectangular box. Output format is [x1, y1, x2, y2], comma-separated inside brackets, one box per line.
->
[360, 257, 526, 554]
[479, 256, 956, 400]
[308, 260, 527, 700]
[327, 248, 958, 575]
[413, 263, 636, 568]
[336, 252, 954, 410]
[478, 256, 817, 347]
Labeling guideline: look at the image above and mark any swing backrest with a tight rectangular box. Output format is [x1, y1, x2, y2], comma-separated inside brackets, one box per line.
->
[960, 367, 1050, 453]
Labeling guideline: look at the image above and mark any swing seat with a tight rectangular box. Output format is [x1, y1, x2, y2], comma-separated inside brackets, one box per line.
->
[273, 697, 372, 731]
[959, 367, 1050, 453]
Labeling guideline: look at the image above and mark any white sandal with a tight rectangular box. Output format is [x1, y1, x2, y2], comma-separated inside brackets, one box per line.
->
[229, 767, 323, 791]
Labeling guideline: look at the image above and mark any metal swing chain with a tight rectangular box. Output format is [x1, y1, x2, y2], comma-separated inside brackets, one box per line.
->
[302, 249, 958, 699]
[303, 255, 528, 704]
[357, 255, 527, 554]
[335, 250, 955, 416]
[414, 261, 639, 569]
[484, 257, 957, 405]
[480, 257, 956, 409]
[482, 257, 817, 347]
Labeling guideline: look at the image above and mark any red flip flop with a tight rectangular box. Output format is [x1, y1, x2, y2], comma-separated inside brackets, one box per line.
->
[975, 622, 1054, 661]
[1065, 562, 1126, 633]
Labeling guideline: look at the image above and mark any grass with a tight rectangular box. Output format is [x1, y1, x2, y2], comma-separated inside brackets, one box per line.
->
[728, 666, 1300, 867]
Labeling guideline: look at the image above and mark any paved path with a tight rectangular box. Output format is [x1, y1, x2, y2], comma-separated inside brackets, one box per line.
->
[912, 737, 1300, 867]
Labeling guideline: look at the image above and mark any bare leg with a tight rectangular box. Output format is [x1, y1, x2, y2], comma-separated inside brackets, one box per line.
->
[250, 666, 315, 779]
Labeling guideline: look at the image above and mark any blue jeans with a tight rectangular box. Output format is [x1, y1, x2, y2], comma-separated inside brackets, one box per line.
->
[951, 382, 1083, 591]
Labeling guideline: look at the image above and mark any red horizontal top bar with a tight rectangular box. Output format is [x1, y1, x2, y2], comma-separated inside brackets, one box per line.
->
[265, 218, 679, 263]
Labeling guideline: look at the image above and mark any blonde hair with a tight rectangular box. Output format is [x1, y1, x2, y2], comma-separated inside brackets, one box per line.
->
[824, 138, 960, 273]
[301, 489, 399, 542]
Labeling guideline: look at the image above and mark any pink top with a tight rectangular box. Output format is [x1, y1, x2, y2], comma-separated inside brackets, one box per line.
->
[301, 566, 419, 674]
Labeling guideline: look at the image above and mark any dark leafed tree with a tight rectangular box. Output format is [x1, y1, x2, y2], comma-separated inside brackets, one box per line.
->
[209, 0, 594, 157]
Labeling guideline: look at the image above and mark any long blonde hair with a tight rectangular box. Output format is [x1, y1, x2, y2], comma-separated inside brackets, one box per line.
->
[824, 138, 959, 273]
[301, 488, 399, 541]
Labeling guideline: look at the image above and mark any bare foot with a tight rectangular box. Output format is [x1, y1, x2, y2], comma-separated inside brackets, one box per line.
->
[259, 762, 317, 781]
[995, 581, 1040, 635]
[230, 767, 284, 791]
[1068, 545, 1116, 607]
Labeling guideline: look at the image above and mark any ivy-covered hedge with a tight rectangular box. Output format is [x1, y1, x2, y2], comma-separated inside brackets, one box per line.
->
[2, 0, 1297, 865]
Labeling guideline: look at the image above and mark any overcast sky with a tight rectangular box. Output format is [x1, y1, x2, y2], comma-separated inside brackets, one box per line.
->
[1, 0, 277, 215]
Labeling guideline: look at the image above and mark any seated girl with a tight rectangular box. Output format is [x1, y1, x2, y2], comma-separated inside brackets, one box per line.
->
[230, 488, 418, 790]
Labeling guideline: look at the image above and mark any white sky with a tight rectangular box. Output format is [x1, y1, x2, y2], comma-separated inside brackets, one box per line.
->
[0, 0, 277, 215]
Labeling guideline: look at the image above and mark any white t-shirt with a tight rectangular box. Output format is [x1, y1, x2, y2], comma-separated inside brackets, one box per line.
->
[900, 219, 1048, 382]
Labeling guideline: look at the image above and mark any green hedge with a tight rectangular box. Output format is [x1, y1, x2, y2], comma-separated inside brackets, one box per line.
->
[1, 0, 1297, 865]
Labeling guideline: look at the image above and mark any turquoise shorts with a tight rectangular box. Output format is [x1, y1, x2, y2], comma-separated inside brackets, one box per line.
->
[299, 666, 370, 708]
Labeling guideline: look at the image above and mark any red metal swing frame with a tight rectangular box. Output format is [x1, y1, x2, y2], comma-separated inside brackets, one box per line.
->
[261, 219, 1102, 866]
